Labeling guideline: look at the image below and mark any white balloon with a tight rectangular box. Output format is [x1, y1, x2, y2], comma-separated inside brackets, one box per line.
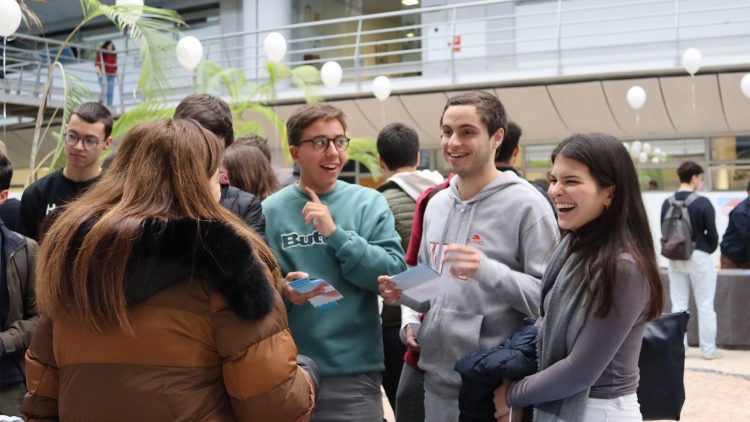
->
[631, 140, 642, 154]
[176, 36, 203, 70]
[372, 76, 391, 101]
[320, 61, 343, 89]
[651, 157, 660, 164]
[116, 0, 144, 26]
[642, 143, 651, 154]
[0, 0, 22, 37]
[264, 32, 287, 63]
[682, 48, 702, 76]
[626, 86, 646, 110]
[654, 147, 662, 154]
[638, 152, 648, 164]
[741, 73, 750, 99]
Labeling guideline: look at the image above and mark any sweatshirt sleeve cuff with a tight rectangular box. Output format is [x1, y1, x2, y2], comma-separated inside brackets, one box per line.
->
[473, 250, 508, 286]
[325, 226, 349, 250]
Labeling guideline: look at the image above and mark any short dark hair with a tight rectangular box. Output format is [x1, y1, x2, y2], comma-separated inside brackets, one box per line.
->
[286, 104, 347, 147]
[377, 123, 419, 170]
[441, 91, 507, 137]
[0, 154, 12, 191]
[676, 161, 704, 183]
[72, 102, 113, 138]
[495, 121, 522, 164]
[235, 134, 272, 161]
[174, 94, 234, 147]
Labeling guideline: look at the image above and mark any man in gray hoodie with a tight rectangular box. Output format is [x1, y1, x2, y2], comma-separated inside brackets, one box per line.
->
[380, 91, 559, 422]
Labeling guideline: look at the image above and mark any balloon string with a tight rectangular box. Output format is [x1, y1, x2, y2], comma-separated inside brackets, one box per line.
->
[691, 76, 696, 112]
[636, 114, 640, 128]
[381, 101, 385, 127]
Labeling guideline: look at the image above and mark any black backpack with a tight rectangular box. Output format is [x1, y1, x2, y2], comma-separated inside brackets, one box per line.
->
[660, 192, 698, 260]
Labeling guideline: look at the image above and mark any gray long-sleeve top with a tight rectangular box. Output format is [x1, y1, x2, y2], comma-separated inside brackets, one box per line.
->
[507, 257, 649, 407]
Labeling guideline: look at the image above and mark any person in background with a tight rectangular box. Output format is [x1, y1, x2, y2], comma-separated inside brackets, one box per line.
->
[493, 133, 664, 421]
[235, 134, 297, 186]
[375, 122, 444, 413]
[720, 179, 750, 269]
[18, 102, 112, 241]
[95, 40, 117, 107]
[223, 143, 281, 201]
[22, 119, 316, 421]
[0, 142, 20, 232]
[495, 121, 553, 210]
[0, 155, 38, 417]
[660, 161, 719, 360]
[263, 103, 406, 422]
[174, 94, 266, 239]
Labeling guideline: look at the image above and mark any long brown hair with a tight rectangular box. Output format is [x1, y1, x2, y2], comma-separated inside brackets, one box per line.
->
[552, 133, 663, 321]
[36, 119, 281, 332]
[223, 144, 280, 201]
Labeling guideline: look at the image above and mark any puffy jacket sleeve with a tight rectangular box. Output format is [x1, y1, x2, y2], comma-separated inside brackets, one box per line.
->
[212, 292, 315, 421]
[22, 317, 60, 421]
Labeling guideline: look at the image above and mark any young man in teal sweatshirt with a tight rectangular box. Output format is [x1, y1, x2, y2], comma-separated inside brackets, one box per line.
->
[263, 103, 406, 422]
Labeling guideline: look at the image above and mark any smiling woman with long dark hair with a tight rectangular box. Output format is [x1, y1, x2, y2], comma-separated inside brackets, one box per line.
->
[493, 133, 663, 422]
[22, 118, 316, 421]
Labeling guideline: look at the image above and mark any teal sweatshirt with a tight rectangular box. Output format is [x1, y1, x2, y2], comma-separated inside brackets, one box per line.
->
[262, 181, 406, 376]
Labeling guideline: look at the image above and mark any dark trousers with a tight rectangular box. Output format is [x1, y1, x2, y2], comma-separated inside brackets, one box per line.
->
[382, 326, 406, 408]
[0, 383, 26, 416]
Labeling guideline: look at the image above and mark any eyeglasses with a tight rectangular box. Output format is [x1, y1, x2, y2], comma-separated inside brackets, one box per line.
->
[299, 136, 350, 152]
[64, 131, 102, 150]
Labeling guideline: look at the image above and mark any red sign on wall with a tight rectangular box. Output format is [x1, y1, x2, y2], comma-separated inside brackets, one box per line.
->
[452, 35, 461, 53]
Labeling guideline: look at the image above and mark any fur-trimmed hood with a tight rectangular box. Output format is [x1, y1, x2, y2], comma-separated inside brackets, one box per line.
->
[76, 218, 275, 321]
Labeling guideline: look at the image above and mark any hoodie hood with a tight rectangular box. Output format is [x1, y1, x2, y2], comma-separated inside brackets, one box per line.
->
[388, 170, 445, 201]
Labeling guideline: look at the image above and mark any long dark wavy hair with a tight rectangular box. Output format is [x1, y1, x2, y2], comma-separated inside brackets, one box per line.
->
[552, 133, 663, 321]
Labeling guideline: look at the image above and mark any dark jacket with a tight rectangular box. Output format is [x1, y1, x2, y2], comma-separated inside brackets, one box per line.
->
[220, 184, 267, 241]
[0, 221, 38, 388]
[454, 324, 538, 422]
[720, 197, 750, 266]
[23, 219, 316, 421]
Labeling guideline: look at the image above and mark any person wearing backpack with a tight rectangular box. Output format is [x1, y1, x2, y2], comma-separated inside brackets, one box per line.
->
[660, 161, 719, 360]
[719, 180, 750, 269]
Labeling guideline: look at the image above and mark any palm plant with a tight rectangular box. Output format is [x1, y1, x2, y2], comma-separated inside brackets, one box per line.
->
[26, 0, 185, 184]
[112, 59, 381, 178]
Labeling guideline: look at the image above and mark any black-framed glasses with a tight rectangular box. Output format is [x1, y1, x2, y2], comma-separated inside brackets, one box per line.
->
[64, 131, 102, 150]
[299, 135, 350, 152]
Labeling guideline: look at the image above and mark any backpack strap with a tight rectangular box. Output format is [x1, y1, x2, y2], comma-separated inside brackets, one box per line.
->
[683, 192, 699, 207]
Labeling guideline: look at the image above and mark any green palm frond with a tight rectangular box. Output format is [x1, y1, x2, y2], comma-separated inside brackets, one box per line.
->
[290, 65, 322, 104]
[111, 101, 175, 141]
[18, 1, 43, 32]
[348, 137, 381, 178]
[99, 4, 185, 100]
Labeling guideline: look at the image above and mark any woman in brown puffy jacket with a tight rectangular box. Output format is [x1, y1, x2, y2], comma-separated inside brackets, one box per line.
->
[22, 118, 316, 421]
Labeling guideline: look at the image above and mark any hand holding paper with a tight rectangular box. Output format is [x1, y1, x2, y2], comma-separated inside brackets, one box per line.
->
[289, 277, 343, 311]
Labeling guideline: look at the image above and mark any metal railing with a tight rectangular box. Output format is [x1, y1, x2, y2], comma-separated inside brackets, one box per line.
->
[1, 0, 749, 119]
